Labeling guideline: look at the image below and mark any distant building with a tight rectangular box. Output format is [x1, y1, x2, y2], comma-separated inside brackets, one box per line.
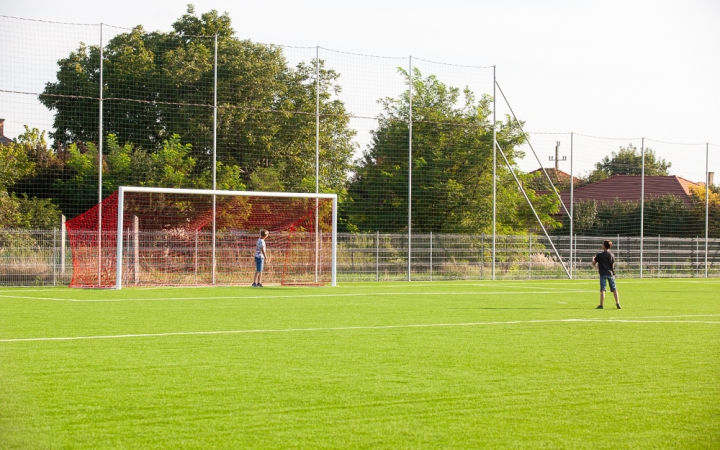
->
[0, 119, 12, 145]
[557, 175, 700, 209]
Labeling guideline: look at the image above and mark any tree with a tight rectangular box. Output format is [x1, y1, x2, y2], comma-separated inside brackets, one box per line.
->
[585, 144, 671, 183]
[558, 195, 703, 237]
[39, 5, 355, 195]
[345, 68, 559, 234]
[0, 128, 62, 229]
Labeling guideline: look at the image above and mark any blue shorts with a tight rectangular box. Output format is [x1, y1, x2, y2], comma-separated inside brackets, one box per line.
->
[600, 275, 617, 292]
[255, 256, 264, 272]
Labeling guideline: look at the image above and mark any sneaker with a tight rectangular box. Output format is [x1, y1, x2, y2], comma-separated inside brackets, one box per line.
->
[252, 283, 257, 287]
[257, 283, 263, 288]
[595, 305, 603, 309]
[616, 304, 622, 309]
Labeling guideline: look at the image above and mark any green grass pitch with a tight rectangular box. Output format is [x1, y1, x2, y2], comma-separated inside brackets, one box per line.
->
[1, 279, 718, 449]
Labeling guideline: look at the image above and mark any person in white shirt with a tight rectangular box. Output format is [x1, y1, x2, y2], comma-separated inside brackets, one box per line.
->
[252, 230, 270, 287]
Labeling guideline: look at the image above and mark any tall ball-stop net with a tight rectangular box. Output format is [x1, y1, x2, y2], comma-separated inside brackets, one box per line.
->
[66, 189, 335, 288]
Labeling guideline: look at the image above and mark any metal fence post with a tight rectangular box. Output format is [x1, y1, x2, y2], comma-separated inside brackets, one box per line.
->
[211, 34, 218, 285]
[97, 23, 104, 287]
[528, 233, 532, 279]
[407, 56, 413, 282]
[481, 233, 485, 280]
[376, 231, 380, 282]
[569, 132, 574, 279]
[492, 66, 497, 281]
[53, 228, 57, 286]
[640, 137, 645, 279]
[658, 235, 661, 275]
[705, 143, 709, 278]
[60, 214, 66, 278]
[696, 237, 699, 277]
[429, 232, 433, 281]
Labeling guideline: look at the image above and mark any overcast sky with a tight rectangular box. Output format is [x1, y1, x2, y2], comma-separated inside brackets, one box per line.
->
[3, 0, 719, 178]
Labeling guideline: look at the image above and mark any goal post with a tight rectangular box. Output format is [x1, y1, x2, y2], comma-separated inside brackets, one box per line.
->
[66, 187, 337, 289]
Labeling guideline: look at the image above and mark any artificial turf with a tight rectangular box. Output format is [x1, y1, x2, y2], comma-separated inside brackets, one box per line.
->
[1, 279, 718, 449]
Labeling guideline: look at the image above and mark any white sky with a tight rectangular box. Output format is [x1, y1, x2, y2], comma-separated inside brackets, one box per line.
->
[3, 0, 720, 180]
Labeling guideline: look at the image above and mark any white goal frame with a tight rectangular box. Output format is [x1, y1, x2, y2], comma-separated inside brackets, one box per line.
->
[114, 186, 338, 290]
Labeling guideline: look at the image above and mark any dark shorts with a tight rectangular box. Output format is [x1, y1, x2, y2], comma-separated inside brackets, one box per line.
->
[255, 256, 264, 272]
[600, 275, 616, 292]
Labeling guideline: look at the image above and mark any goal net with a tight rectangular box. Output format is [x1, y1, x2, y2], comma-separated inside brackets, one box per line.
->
[66, 187, 337, 288]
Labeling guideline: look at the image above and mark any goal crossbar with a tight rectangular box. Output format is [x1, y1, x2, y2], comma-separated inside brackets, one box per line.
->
[114, 186, 338, 289]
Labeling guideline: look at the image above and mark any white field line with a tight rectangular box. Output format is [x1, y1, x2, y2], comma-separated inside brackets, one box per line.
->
[0, 290, 598, 303]
[1, 316, 719, 344]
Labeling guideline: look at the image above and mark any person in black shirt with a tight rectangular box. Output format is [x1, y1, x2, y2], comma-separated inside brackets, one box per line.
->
[592, 240, 621, 309]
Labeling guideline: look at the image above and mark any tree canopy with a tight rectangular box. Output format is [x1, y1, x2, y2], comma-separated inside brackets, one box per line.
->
[584, 144, 671, 183]
[344, 68, 559, 234]
[39, 5, 355, 196]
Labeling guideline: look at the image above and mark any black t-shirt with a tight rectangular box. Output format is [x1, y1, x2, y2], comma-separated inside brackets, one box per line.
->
[594, 251, 615, 276]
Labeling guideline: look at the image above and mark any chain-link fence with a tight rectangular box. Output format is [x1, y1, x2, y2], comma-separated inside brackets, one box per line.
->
[2, 229, 719, 286]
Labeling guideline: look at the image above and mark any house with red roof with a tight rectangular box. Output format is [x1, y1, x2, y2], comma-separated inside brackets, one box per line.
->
[556, 175, 700, 209]
[0, 119, 13, 146]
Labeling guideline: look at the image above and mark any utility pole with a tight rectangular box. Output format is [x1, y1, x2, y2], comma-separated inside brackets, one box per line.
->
[549, 141, 566, 171]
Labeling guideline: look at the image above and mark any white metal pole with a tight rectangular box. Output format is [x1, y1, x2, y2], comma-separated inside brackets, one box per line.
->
[331, 196, 338, 286]
[133, 216, 139, 285]
[53, 228, 57, 286]
[376, 230, 380, 282]
[705, 143, 709, 278]
[98, 23, 104, 287]
[408, 56, 413, 282]
[569, 132, 574, 279]
[640, 137, 645, 279]
[315, 46, 320, 284]
[528, 233, 532, 279]
[115, 187, 125, 289]
[61, 214, 66, 277]
[430, 232, 433, 281]
[212, 34, 218, 285]
[492, 66, 497, 281]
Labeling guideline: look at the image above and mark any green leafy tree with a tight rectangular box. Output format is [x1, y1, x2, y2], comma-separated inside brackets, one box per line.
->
[39, 6, 354, 195]
[52, 134, 243, 218]
[345, 68, 559, 234]
[0, 128, 62, 229]
[585, 144, 671, 183]
[559, 195, 702, 237]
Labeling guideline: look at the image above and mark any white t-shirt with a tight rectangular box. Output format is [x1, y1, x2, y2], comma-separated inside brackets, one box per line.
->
[255, 238, 266, 259]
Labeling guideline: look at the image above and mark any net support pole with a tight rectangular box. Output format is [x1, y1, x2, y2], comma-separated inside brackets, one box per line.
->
[569, 132, 574, 279]
[492, 65, 497, 281]
[331, 196, 338, 286]
[407, 56, 413, 282]
[315, 46, 320, 284]
[98, 23, 104, 287]
[640, 137, 645, 278]
[212, 34, 218, 285]
[115, 187, 125, 290]
[705, 142, 709, 278]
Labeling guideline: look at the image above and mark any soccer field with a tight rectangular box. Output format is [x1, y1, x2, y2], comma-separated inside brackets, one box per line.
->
[1, 279, 718, 449]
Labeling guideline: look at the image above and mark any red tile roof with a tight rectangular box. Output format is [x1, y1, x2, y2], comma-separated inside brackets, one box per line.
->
[556, 175, 700, 208]
[528, 168, 580, 183]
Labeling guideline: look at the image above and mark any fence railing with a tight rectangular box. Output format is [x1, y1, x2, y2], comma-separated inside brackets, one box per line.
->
[2, 230, 718, 286]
